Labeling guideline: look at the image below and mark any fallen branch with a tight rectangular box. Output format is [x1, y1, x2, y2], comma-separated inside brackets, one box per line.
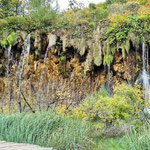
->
[20, 90, 35, 113]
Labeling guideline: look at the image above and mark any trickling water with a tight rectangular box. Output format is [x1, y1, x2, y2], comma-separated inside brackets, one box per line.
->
[17, 33, 31, 112]
[108, 63, 111, 85]
[26, 34, 31, 68]
[141, 42, 150, 93]
[126, 56, 130, 83]
[142, 69, 150, 98]
[7, 45, 12, 113]
[36, 46, 49, 108]
[136, 41, 150, 114]
[26, 34, 31, 56]
[142, 42, 146, 70]
[147, 47, 149, 71]
[7, 45, 12, 75]
[7, 45, 12, 60]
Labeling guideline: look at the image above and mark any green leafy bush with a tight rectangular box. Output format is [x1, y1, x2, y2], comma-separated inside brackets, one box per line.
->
[71, 84, 144, 125]
[1, 32, 16, 48]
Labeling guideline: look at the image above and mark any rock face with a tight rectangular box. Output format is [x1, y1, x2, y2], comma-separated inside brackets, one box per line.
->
[0, 141, 53, 150]
[0, 30, 144, 113]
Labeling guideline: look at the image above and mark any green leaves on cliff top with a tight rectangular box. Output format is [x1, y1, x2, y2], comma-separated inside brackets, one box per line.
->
[1, 32, 16, 48]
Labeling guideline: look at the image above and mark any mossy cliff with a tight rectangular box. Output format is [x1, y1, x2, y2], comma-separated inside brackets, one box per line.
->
[0, 1, 150, 112]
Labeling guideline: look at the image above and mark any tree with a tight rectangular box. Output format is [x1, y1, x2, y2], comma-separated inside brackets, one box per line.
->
[0, 0, 20, 18]
[28, 0, 58, 26]
[68, 0, 84, 10]
[106, 0, 127, 4]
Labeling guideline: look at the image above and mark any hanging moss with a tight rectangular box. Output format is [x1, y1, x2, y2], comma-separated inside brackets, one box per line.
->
[93, 42, 102, 66]
[103, 40, 113, 65]
[128, 32, 140, 47]
[84, 49, 93, 73]
[79, 38, 86, 56]
[62, 35, 67, 52]
[47, 33, 57, 48]
[111, 45, 116, 54]
[124, 39, 130, 53]
[93, 29, 102, 66]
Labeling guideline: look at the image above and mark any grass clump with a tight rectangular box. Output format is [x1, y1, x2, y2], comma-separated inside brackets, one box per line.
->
[122, 125, 150, 150]
[0, 111, 93, 150]
[92, 125, 150, 150]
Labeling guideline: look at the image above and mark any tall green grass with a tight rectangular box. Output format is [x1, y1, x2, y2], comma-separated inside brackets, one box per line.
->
[122, 125, 150, 150]
[95, 125, 150, 150]
[0, 112, 93, 150]
[1, 111, 150, 150]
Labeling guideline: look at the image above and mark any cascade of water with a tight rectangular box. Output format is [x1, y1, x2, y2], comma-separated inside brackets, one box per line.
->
[137, 41, 150, 114]
[36, 46, 49, 107]
[26, 34, 31, 56]
[126, 56, 130, 83]
[108, 63, 111, 85]
[147, 47, 149, 71]
[7, 45, 12, 60]
[142, 42, 146, 70]
[7, 45, 12, 75]
[17, 34, 31, 112]
[7, 45, 12, 113]
[26, 34, 31, 68]
[135, 46, 138, 69]
[40, 46, 49, 83]
[141, 42, 150, 91]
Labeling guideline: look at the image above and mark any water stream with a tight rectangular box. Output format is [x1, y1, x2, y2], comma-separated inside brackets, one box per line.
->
[108, 63, 111, 85]
[136, 41, 150, 114]
[36, 46, 49, 107]
[18, 33, 31, 112]
[7, 45, 12, 113]
[26, 34, 31, 69]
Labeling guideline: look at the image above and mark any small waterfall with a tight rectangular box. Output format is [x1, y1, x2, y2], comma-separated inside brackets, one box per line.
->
[7, 45, 12, 75]
[141, 42, 150, 93]
[108, 63, 111, 85]
[36, 46, 49, 108]
[136, 41, 150, 114]
[126, 55, 130, 83]
[25, 34, 31, 68]
[7, 45, 12, 113]
[147, 46, 149, 71]
[39, 46, 49, 84]
[7, 45, 12, 60]
[17, 33, 31, 112]
[142, 42, 146, 70]
[26, 34, 31, 56]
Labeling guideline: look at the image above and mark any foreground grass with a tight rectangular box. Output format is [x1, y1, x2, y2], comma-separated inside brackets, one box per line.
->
[94, 125, 150, 150]
[0, 111, 150, 150]
[0, 112, 93, 150]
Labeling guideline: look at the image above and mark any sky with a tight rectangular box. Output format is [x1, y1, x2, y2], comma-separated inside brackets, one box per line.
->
[58, 0, 106, 11]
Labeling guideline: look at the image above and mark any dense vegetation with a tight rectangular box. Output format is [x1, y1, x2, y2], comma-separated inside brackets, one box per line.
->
[1, 0, 150, 69]
[1, 0, 150, 149]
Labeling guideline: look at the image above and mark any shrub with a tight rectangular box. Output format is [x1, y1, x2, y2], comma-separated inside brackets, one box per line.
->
[71, 84, 144, 125]
[1, 32, 17, 48]
[128, 0, 148, 5]
[106, 0, 127, 4]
